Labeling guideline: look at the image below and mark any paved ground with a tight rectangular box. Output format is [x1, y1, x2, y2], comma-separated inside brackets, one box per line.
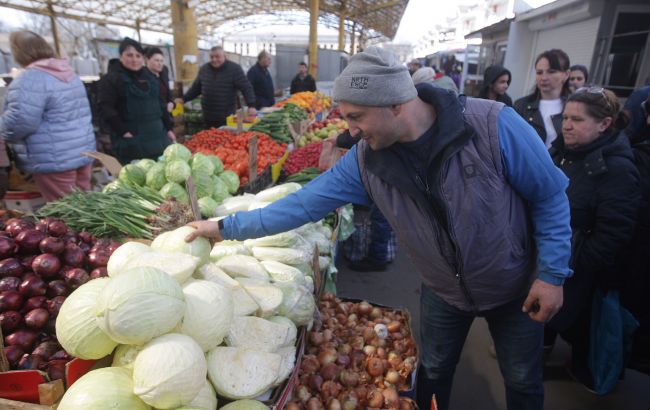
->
[333, 246, 650, 410]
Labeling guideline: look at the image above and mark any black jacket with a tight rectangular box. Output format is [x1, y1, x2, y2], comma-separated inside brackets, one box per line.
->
[514, 93, 565, 144]
[247, 63, 275, 109]
[290, 74, 316, 94]
[477, 65, 513, 107]
[183, 61, 255, 123]
[98, 60, 172, 137]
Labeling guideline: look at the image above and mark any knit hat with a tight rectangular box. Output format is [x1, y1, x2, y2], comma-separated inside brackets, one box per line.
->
[412, 67, 436, 85]
[333, 46, 417, 106]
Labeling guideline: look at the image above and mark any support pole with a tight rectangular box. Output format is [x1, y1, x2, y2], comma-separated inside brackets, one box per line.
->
[135, 19, 142, 43]
[338, 13, 346, 52]
[46, 1, 61, 56]
[308, 0, 319, 78]
[350, 22, 356, 55]
[170, 0, 199, 87]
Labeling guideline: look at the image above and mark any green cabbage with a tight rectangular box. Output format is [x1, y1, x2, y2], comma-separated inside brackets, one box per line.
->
[165, 160, 191, 184]
[254, 183, 302, 203]
[159, 182, 189, 204]
[119, 164, 146, 186]
[58, 367, 151, 410]
[133, 333, 207, 409]
[184, 380, 218, 410]
[102, 180, 124, 193]
[275, 281, 316, 326]
[55, 278, 118, 360]
[111, 344, 142, 369]
[212, 176, 230, 203]
[198, 197, 218, 218]
[136, 158, 157, 173]
[208, 155, 224, 174]
[146, 162, 168, 190]
[95, 267, 185, 345]
[150, 226, 212, 266]
[193, 172, 214, 198]
[181, 279, 234, 351]
[219, 170, 240, 194]
[164, 143, 192, 163]
[190, 153, 215, 176]
[220, 400, 269, 410]
[107, 241, 151, 277]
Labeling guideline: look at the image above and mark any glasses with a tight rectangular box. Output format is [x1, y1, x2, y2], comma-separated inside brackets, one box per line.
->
[575, 86, 612, 112]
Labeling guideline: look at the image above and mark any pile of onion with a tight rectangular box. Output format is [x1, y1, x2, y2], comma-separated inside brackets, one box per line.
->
[0, 217, 120, 380]
[286, 294, 418, 410]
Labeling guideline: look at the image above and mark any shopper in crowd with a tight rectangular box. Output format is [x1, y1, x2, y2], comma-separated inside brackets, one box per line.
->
[412, 67, 459, 93]
[329, 129, 397, 271]
[515, 49, 571, 147]
[290, 62, 316, 94]
[144, 47, 174, 116]
[622, 89, 650, 375]
[623, 85, 650, 143]
[478, 65, 513, 107]
[247, 50, 276, 109]
[0, 31, 96, 201]
[98, 38, 174, 165]
[569, 64, 589, 93]
[547, 87, 639, 389]
[185, 46, 572, 410]
[408, 58, 422, 76]
[182, 46, 256, 129]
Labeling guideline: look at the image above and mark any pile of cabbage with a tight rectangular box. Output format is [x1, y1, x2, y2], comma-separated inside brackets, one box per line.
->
[54, 191, 334, 410]
[106, 144, 240, 218]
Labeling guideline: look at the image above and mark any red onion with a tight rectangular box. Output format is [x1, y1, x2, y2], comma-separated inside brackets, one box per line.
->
[0, 276, 21, 292]
[78, 231, 94, 244]
[39, 237, 65, 254]
[0, 291, 23, 311]
[47, 280, 68, 297]
[4, 345, 25, 367]
[309, 374, 324, 390]
[87, 250, 110, 268]
[17, 353, 44, 370]
[46, 296, 66, 317]
[106, 240, 122, 254]
[46, 359, 67, 381]
[320, 363, 340, 381]
[32, 254, 62, 278]
[18, 275, 47, 297]
[44, 317, 57, 334]
[49, 350, 71, 361]
[20, 255, 37, 270]
[5, 328, 39, 351]
[63, 245, 85, 267]
[32, 340, 59, 360]
[0, 310, 23, 332]
[90, 267, 108, 279]
[5, 219, 34, 238]
[24, 308, 49, 329]
[47, 220, 68, 237]
[0, 237, 18, 258]
[0, 258, 24, 278]
[63, 268, 89, 290]
[15, 229, 46, 253]
[22, 295, 47, 312]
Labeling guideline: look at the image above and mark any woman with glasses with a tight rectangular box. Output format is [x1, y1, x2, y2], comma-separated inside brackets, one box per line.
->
[547, 87, 640, 390]
[515, 49, 571, 148]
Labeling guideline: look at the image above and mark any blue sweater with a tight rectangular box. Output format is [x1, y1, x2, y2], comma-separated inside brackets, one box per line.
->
[222, 107, 572, 286]
[0, 67, 95, 174]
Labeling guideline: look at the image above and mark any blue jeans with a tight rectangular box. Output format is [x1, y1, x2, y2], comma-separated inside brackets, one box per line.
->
[368, 205, 394, 262]
[416, 284, 544, 410]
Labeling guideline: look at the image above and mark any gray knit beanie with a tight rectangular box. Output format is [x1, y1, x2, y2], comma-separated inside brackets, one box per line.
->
[333, 46, 417, 106]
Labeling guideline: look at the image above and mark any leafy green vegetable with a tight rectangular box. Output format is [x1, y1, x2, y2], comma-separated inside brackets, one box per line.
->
[219, 170, 240, 194]
[119, 164, 146, 186]
[193, 172, 214, 198]
[208, 155, 224, 174]
[136, 158, 157, 173]
[190, 153, 215, 176]
[212, 176, 230, 203]
[165, 160, 191, 184]
[159, 182, 189, 204]
[198, 197, 218, 218]
[163, 143, 192, 163]
[145, 162, 167, 190]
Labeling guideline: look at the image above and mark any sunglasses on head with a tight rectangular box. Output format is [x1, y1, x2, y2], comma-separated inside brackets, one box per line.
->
[575, 86, 612, 111]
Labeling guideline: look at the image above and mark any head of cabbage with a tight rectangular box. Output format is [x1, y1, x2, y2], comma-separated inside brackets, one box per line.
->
[193, 172, 215, 198]
[164, 143, 192, 163]
[190, 153, 215, 175]
[136, 158, 157, 173]
[166, 160, 192, 184]
[119, 163, 146, 186]
[208, 155, 224, 174]
[159, 182, 189, 204]
[219, 170, 240, 194]
[212, 176, 230, 203]
[146, 162, 168, 190]
[198, 197, 218, 218]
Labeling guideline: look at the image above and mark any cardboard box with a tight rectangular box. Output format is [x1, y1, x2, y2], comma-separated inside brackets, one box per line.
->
[3, 191, 45, 213]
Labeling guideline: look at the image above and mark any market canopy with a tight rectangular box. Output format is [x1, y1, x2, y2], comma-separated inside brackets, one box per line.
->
[0, 0, 409, 40]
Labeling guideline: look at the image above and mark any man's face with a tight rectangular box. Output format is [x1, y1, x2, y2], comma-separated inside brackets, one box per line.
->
[339, 101, 400, 150]
[260, 53, 272, 68]
[209, 50, 226, 69]
[298, 64, 308, 76]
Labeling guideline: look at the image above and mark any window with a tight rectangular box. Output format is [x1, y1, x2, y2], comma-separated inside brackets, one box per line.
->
[601, 11, 650, 97]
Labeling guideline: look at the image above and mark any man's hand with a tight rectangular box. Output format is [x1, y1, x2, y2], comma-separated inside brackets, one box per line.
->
[123, 131, 134, 138]
[522, 279, 563, 323]
[185, 220, 223, 242]
[167, 130, 177, 143]
[247, 107, 257, 117]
